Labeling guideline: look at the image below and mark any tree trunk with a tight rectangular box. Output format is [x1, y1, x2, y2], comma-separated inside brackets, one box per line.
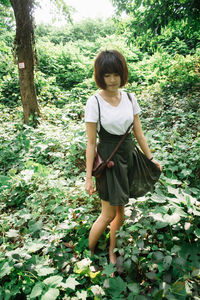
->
[10, 0, 40, 124]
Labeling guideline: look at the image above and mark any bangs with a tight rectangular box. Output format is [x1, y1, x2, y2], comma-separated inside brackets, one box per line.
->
[99, 53, 123, 76]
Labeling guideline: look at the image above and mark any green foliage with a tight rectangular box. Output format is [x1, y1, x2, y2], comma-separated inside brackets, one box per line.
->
[35, 18, 116, 44]
[37, 40, 91, 90]
[0, 70, 20, 106]
[0, 6, 200, 299]
[112, 0, 200, 36]
[0, 2, 15, 31]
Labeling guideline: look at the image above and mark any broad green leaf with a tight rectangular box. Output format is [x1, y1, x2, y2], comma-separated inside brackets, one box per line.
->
[74, 258, 91, 275]
[43, 275, 63, 287]
[194, 229, 200, 238]
[123, 258, 132, 271]
[57, 220, 77, 230]
[28, 220, 43, 234]
[90, 285, 105, 296]
[41, 288, 59, 300]
[36, 266, 55, 276]
[146, 272, 157, 280]
[171, 245, 181, 253]
[163, 256, 172, 270]
[167, 186, 182, 199]
[102, 263, 116, 276]
[108, 276, 127, 296]
[127, 282, 140, 295]
[30, 282, 43, 298]
[76, 290, 87, 300]
[150, 194, 166, 203]
[149, 212, 168, 228]
[6, 229, 19, 238]
[0, 261, 13, 279]
[163, 212, 181, 225]
[165, 178, 182, 185]
[61, 276, 80, 290]
[25, 240, 46, 253]
[171, 281, 187, 296]
[153, 251, 164, 262]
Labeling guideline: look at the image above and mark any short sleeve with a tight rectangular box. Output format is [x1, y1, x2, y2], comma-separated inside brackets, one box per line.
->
[130, 93, 141, 115]
[85, 95, 99, 123]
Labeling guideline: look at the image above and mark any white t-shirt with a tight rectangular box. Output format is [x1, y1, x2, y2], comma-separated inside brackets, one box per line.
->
[85, 91, 141, 135]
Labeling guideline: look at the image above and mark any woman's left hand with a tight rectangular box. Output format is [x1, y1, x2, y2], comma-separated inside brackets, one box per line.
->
[152, 159, 162, 171]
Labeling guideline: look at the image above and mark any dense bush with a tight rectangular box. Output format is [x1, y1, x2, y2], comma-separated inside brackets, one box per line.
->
[37, 40, 91, 89]
[35, 19, 116, 44]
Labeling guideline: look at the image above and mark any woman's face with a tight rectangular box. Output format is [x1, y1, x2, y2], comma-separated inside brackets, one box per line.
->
[103, 73, 121, 91]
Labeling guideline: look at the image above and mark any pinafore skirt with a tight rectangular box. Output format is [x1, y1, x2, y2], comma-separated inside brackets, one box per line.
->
[96, 124, 136, 206]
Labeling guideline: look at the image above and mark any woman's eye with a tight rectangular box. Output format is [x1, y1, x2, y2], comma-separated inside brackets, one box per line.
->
[104, 73, 119, 77]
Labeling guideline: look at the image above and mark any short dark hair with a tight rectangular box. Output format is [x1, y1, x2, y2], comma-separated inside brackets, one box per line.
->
[94, 50, 128, 89]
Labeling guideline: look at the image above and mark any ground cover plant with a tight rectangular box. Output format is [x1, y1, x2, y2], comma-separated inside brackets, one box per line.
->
[0, 10, 200, 300]
[0, 83, 199, 299]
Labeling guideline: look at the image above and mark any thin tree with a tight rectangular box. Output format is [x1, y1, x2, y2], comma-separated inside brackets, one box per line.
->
[10, 0, 40, 125]
[1, 0, 72, 124]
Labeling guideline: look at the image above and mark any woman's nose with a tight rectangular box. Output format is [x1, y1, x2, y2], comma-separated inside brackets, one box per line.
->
[110, 75, 115, 82]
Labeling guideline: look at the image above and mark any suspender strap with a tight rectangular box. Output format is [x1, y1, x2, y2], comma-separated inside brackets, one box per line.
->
[95, 95, 101, 124]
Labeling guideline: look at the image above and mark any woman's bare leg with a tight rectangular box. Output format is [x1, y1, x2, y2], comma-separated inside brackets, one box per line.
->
[109, 206, 124, 264]
[89, 200, 116, 253]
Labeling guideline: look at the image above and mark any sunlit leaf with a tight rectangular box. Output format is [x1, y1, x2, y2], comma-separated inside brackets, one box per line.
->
[30, 282, 43, 298]
[90, 285, 105, 296]
[36, 266, 55, 276]
[25, 240, 46, 253]
[43, 275, 63, 287]
[74, 258, 91, 275]
[0, 261, 13, 279]
[194, 229, 200, 238]
[163, 212, 181, 225]
[61, 276, 80, 290]
[41, 288, 59, 300]
[76, 290, 87, 300]
[6, 229, 19, 238]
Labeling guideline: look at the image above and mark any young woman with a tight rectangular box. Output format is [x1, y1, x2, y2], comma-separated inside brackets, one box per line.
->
[85, 50, 162, 265]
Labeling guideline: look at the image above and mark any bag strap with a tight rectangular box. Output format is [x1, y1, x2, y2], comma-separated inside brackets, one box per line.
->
[106, 121, 133, 163]
[94, 93, 133, 164]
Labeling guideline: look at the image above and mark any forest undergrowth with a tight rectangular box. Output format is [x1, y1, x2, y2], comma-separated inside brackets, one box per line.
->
[0, 85, 200, 299]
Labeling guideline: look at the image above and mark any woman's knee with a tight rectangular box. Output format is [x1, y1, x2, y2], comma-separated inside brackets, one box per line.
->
[100, 211, 116, 224]
[101, 200, 116, 221]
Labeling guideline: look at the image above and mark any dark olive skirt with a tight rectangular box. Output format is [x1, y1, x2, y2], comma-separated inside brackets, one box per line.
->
[96, 125, 161, 206]
[96, 125, 137, 206]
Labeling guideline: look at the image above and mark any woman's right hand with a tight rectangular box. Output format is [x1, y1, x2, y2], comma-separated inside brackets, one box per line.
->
[85, 177, 95, 195]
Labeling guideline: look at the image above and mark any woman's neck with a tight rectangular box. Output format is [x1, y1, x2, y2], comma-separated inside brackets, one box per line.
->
[100, 89, 120, 98]
[99, 89, 121, 106]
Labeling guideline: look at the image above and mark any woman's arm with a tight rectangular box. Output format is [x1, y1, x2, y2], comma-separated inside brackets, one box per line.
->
[133, 114, 162, 171]
[85, 122, 97, 195]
